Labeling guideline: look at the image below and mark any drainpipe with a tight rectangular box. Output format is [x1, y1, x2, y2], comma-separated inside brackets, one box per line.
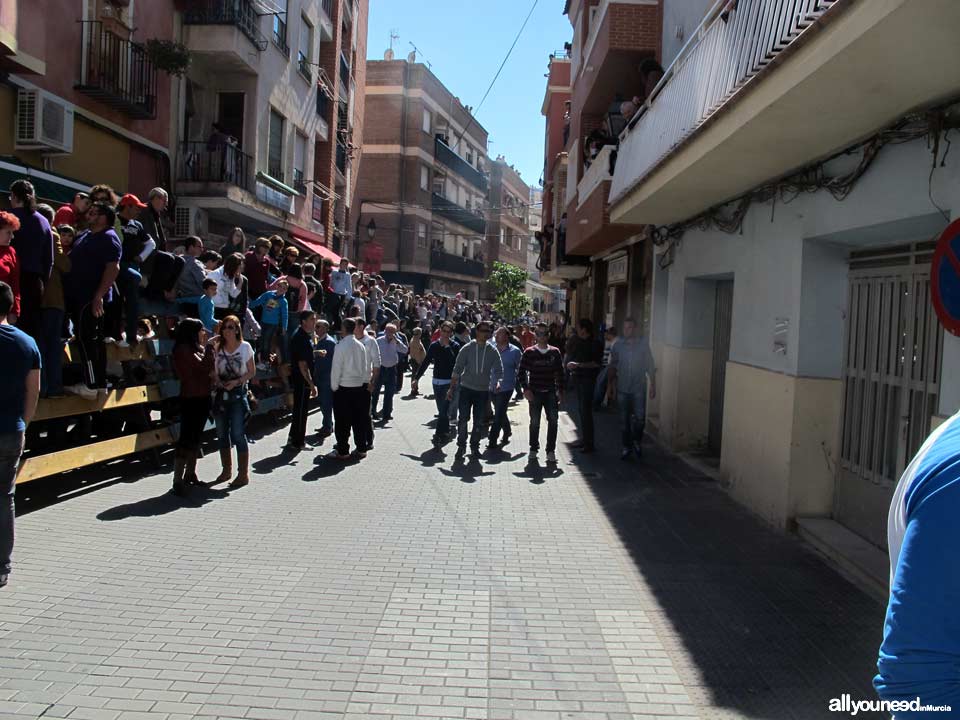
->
[396, 60, 409, 278]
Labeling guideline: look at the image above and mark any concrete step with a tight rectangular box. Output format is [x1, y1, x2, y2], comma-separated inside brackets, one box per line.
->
[796, 516, 889, 601]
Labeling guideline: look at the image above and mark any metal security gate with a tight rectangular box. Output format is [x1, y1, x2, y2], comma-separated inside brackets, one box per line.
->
[835, 246, 942, 549]
[709, 281, 734, 455]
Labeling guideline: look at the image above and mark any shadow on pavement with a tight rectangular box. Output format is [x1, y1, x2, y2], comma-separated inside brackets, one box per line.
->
[439, 455, 495, 483]
[97, 484, 230, 520]
[559, 400, 886, 719]
[251, 446, 300, 474]
[513, 459, 563, 484]
[300, 453, 359, 481]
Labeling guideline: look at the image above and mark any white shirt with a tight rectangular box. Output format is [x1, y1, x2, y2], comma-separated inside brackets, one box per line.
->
[330, 269, 352, 296]
[330, 336, 372, 390]
[361, 333, 382, 368]
[208, 266, 241, 309]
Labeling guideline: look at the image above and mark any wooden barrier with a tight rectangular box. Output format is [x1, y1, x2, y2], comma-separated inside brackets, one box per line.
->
[34, 386, 164, 422]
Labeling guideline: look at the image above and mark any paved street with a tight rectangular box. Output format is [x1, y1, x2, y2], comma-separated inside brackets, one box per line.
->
[3, 392, 886, 720]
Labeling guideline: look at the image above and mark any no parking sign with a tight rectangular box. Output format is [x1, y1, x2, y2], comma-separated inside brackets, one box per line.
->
[932, 218, 960, 337]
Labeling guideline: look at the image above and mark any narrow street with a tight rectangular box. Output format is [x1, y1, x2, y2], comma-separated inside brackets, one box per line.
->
[3, 394, 885, 720]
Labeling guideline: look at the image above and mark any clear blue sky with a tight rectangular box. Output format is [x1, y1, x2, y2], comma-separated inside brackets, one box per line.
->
[366, 0, 571, 190]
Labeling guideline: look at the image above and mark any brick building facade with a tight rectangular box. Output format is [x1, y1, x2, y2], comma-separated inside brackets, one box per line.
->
[355, 55, 491, 299]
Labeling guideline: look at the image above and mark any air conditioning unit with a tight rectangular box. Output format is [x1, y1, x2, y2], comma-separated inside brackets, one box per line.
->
[174, 206, 208, 238]
[15, 89, 74, 154]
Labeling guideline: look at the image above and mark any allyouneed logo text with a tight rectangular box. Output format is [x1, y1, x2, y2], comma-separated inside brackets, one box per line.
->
[829, 695, 952, 716]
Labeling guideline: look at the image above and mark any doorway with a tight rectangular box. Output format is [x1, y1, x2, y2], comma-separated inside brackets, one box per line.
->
[834, 248, 942, 548]
[217, 93, 245, 147]
[708, 280, 734, 456]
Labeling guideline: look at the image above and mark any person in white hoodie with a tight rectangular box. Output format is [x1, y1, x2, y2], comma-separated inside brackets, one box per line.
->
[329, 317, 373, 460]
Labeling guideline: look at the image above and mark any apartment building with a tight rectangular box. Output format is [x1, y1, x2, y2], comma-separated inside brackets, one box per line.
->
[485, 157, 532, 293]
[605, 0, 960, 573]
[355, 55, 490, 299]
[0, 0, 177, 203]
[175, 0, 368, 255]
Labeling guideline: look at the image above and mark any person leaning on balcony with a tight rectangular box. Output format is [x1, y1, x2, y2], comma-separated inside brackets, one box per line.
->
[176, 236, 206, 319]
[138, 188, 169, 252]
[8, 180, 53, 341]
[53, 192, 90, 230]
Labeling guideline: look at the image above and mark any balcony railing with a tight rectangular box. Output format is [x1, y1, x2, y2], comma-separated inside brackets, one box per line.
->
[435, 138, 487, 192]
[178, 141, 253, 190]
[577, 145, 616, 208]
[292, 169, 306, 194]
[317, 92, 330, 120]
[431, 193, 486, 235]
[335, 143, 347, 175]
[272, 19, 290, 57]
[339, 52, 350, 87]
[611, 0, 841, 204]
[183, 0, 268, 51]
[77, 21, 157, 119]
[312, 190, 325, 224]
[297, 53, 312, 81]
[267, 161, 284, 184]
[430, 249, 485, 278]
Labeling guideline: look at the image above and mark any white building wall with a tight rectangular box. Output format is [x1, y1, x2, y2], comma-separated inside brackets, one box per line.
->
[661, 0, 714, 68]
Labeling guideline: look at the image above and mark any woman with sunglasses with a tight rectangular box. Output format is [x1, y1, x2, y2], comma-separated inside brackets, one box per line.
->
[171, 318, 213, 496]
[210, 314, 256, 489]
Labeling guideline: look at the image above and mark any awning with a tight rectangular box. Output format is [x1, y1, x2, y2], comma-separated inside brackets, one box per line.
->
[0, 157, 90, 205]
[289, 235, 343, 265]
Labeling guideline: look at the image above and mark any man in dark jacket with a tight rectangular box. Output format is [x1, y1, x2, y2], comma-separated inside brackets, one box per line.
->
[412, 321, 461, 447]
[138, 188, 168, 252]
[565, 318, 604, 453]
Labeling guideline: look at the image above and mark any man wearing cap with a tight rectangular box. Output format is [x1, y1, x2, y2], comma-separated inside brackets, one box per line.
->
[115, 194, 156, 348]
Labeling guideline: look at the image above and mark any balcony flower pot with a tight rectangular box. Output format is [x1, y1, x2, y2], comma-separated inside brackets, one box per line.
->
[145, 39, 191, 77]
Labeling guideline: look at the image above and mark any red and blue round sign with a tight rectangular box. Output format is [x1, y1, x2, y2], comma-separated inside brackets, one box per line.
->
[932, 217, 960, 337]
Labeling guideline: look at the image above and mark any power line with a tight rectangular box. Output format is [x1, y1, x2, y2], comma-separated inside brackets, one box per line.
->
[453, 0, 540, 152]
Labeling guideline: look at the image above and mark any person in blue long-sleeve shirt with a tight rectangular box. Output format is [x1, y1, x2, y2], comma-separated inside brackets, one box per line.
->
[8, 180, 53, 340]
[178, 279, 218, 332]
[248, 280, 288, 367]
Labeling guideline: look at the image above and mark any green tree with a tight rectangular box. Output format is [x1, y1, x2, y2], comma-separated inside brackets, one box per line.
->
[487, 261, 530, 321]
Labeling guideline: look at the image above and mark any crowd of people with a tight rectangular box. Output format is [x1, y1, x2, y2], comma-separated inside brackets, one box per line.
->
[0, 174, 658, 584]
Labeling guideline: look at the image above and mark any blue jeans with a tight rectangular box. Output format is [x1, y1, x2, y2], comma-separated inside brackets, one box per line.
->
[118, 264, 142, 343]
[433, 382, 451, 439]
[0, 432, 24, 575]
[488, 391, 512, 443]
[215, 391, 249, 453]
[316, 378, 333, 432]
[371, 365, 397, 419]
[528, 390, 559, 452]
[619, 388, 647, 449]
[39, 307, 64, 395]
[457, 387, 489, 450]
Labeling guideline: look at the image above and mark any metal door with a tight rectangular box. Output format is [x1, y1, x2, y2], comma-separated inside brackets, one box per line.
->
[835, 249, 942, 549]
[708, 281, 734, 455]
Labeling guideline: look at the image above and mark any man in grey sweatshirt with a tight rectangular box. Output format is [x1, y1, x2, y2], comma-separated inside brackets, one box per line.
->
[448, 321, 503, 456]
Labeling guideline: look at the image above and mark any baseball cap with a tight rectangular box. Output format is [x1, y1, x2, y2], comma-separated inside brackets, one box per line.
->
[118, 193, 147, 208]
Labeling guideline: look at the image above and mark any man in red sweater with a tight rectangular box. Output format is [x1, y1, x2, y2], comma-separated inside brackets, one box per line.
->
[518, 322, 564, 464]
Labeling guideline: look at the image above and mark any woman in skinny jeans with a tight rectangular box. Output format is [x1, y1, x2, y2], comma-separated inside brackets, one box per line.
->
[210, 314, 256, 488]
[171, 318, 213, 496]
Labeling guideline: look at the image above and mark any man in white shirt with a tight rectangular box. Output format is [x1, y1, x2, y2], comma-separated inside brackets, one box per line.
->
[328, 258, 353, 329]
[355, 318, 381, 451]
[372, 323, 407, 422]
[329, 317, 372, 459]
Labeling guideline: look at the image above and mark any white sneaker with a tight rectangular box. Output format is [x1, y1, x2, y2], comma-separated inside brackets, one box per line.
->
[528, 450, 537, 461]
[546, 451, 557, 463]
[103, 337, 117, 345]
[65, 383, 99, 400]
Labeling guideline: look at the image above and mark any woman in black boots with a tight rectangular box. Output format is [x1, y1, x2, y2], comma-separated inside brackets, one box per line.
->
[171, 318, 213, 495]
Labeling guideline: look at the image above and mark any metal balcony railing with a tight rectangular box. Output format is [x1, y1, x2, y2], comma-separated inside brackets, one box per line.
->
[183, 0, 268, 51]
[435, 137, 487, 192]
[293, 169, 306, 194]
[178, 141, 253, 190]
[267, 160, 284, 184]
[272, 18, 290, 56]
[298, 53, 312, 81]
[317, 91, 330, 119]
[77, 21, 157, 119]
[321, 0, 334, 21]
[431, 193, 486, 235]
[430, 249, 485, 278]
[339, 52, 350, 87]
[335, 143, 347, 175]
[611, 0, 842, 204]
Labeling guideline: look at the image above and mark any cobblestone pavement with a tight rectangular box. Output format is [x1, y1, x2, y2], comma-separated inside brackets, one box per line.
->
[2, 389, 886, 720]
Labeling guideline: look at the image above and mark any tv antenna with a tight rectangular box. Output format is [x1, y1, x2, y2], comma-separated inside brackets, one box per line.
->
[389, 29, 399, 54]
[408, 41, 432, 70]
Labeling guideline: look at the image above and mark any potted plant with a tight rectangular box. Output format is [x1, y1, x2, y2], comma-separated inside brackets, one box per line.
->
[145, 39, 191, 77]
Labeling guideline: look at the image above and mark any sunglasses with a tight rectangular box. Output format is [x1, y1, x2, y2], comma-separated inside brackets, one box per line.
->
[222, 325, 238, 331]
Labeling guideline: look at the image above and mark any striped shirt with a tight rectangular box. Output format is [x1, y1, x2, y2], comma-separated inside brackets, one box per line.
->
[518, 345, 563, 394]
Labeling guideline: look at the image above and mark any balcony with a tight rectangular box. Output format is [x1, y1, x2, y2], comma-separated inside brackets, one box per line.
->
[430, 249, 485, 278]
[293, 169, 306, 195]
[316, 91, 330, 141]
[565, 145, 642, 256]
[183, 0, 267, 75]
[431, 193, 487, 235]
[76, 21, 157, 119]
[573, 0, 660, 115]
[177, 142, 253, 192]
[435, 138, 487, 192]
[272, 19, 290, 57]
[339, 52, 350, 89]
[297, 53, 312, 82]
[335, 142, 347, 176]
[319, 0, 335, 41]
[611, 0, 960, 227]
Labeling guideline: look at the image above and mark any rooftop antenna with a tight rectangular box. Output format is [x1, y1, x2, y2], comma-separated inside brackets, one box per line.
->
[408, 41, 432, 70]
[389, 29, 399, 54]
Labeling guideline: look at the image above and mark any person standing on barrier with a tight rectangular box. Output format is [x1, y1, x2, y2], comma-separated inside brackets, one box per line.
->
[211, 314, 256, 489]
[171, 318, 213, 496]
[0, 280, 40, 587]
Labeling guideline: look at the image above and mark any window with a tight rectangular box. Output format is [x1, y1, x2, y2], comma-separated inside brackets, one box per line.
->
[293, 132, 307, 192]
[466, 147, 473, 166]
[273, 1, 289, 55]
[298, 15, 313, 79]
[268, 109, 285, 181]
[420, 165, 429, 191]
[431, 222, 444, 249]
[417, 223, 427, 249]
[422, 108, 431, 134]
[432, 173, 445, 196]
[500, 227, 505, 245]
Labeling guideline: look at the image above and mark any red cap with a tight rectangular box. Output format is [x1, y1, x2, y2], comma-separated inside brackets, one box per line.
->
[118, 193, 147, 208]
